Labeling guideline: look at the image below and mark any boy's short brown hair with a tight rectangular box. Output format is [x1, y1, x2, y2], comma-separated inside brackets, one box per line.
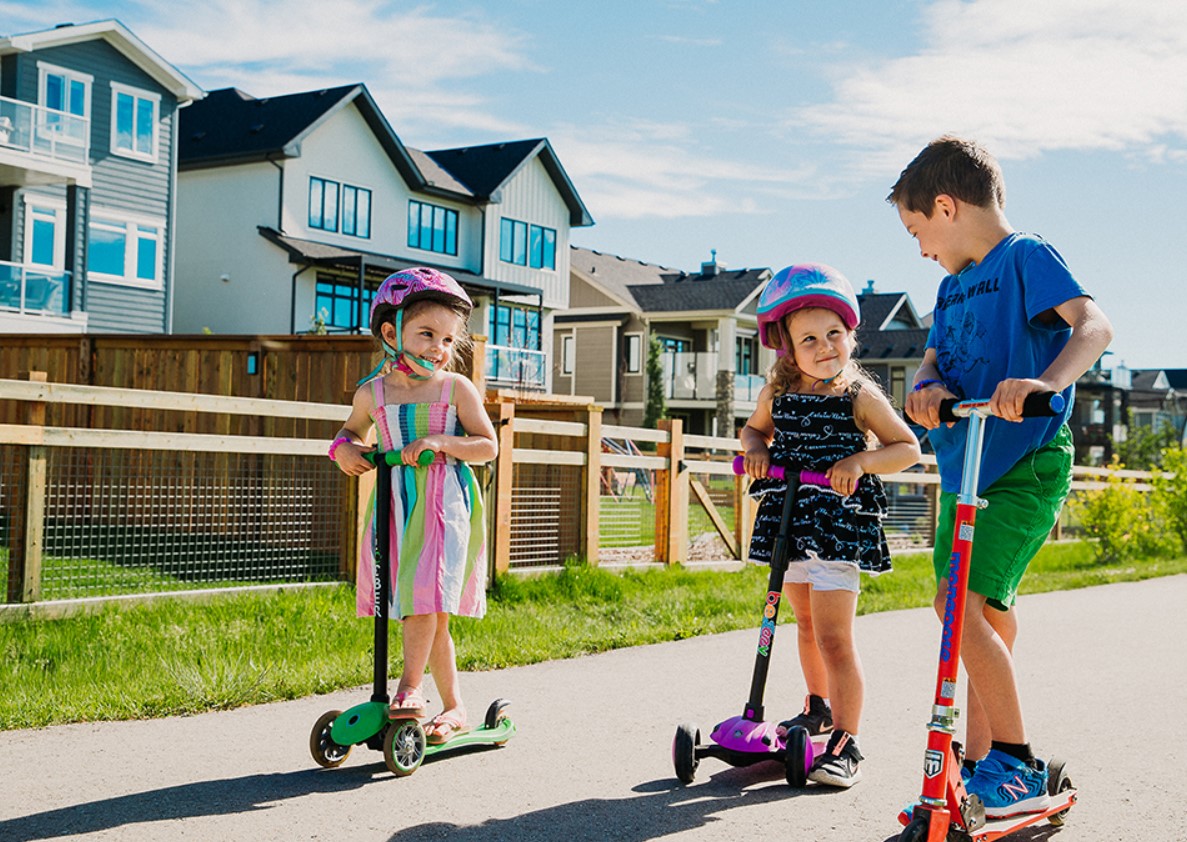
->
[887, 135, 1005, 215]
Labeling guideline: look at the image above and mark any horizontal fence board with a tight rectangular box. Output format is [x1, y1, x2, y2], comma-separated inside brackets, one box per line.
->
[514, 418, 587, 437]
[512, 448, 585, 466]
[683, 433, 739, 451]
[602, 424, 669, 444]
[0, 379, 344, 421]
[0, 424, 326, 455]
[602, 454, 668, 470]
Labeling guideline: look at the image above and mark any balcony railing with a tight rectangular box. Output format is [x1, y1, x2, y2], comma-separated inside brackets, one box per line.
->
[662, 351, 765, 404]
[0, 261, 71, 316]
[0, 96, 90, 166]
[486, 344, 546, 389]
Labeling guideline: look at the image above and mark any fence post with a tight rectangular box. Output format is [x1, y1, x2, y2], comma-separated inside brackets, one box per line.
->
[581, 406, 603, 565]
[8, 371, 47, 604]
[488, 400, 515, 577]
[654, 418, 687, 565]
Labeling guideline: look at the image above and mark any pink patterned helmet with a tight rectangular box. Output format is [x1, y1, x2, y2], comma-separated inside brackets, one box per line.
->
[757, 263, 860, 356]
[368, 267, 472, 338]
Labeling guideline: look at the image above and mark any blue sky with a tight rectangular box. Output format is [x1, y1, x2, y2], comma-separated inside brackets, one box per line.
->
[8, 0, 1187, 369]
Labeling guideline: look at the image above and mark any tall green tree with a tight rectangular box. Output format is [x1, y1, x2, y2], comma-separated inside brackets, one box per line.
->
[643, 332, 667, 428]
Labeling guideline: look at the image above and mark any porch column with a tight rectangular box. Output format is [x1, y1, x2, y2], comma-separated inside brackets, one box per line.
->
[715, 317, 736, 437]
[64, 183, 89, 312]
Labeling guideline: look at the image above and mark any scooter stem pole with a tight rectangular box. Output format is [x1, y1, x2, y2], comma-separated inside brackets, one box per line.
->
[920, 410, 988, 811]
[371, 454, 392, 704]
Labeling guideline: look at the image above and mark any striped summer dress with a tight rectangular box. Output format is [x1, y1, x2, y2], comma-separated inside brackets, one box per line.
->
[356, 375, 487, 620]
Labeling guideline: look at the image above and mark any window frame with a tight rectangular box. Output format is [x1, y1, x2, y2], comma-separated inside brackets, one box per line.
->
[624, 332, 643, 374]
[85, 207, 165, 290]
[499, 216, 556, 270]
[407, 199, 458, 255]
[308, 175, 340, 232]
[561, 334, 575, 375]
[22, 195, 66, 269]
[37, 61, 92, 148]
[109, 82, 160, 163]
[341, 184, 372, 239]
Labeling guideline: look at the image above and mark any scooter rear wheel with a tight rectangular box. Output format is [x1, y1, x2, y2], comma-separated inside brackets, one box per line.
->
[309, 709, 352, 768]
[897, 815, 929, 842]
[673, 723, 699, 783]
[1046, 756, 1073, 826]
[384, 719, 426, 776]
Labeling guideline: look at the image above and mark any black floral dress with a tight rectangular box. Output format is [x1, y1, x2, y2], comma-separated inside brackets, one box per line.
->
[747, 389, 891, 574]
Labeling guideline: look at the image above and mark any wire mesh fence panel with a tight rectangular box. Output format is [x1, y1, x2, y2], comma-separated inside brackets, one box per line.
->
[0, 445, 19, 593]
[509, 463, 582, 569]
[30, 447, 348, 600]
[686, 470, 740, 563]
[883, 482, 935, 551]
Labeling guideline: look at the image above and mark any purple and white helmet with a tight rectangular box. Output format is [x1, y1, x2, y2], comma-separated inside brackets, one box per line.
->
[368, 267, 472, 339]
[757, 263, 860, 356]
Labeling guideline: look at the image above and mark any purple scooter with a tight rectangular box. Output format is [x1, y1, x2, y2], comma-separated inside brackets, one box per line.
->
[671, 456, 837, 787]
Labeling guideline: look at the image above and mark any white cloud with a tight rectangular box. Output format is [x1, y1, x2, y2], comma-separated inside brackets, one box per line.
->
[794, 0, 1187, 169]
[550, 120, 818, 219]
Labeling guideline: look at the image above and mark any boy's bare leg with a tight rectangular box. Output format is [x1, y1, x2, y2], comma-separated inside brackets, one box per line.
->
[935, 579, 1026, 745]
[783, 582, 829, 698]
[965, 603, 1019, 761]
[810, 588, 863, 735]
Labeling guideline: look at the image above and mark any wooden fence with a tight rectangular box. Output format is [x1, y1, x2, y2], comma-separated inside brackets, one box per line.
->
[0, 374, 1150, 611]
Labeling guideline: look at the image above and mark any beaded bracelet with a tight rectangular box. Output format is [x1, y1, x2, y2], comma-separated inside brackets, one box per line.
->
[328, 436, 353, 462]
[912, 378, 945, 393]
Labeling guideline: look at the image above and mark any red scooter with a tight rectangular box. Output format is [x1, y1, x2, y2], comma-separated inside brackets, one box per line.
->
[897, 392, 1076, 841]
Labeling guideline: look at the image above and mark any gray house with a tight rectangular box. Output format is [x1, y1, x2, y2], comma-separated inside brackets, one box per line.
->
[0, 19, 202, 333]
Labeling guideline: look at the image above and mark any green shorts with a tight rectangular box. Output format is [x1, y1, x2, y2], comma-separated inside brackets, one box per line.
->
[933, 425, 1073, 611]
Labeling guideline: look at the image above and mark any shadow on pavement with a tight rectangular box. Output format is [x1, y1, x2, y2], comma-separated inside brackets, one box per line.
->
[0, 764, 385, 842]
[388, 764, 838, 842]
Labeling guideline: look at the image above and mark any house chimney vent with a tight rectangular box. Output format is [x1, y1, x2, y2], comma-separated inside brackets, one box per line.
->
[700, 248, 724, 279]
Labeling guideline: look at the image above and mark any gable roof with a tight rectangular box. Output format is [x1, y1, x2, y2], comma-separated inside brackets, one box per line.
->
[427, 138, 593, 227]
[854, 326, 930, 362]
[857, 291, 925, 331]
[0, 18, 202, 102]
[179, 84, 460, 198]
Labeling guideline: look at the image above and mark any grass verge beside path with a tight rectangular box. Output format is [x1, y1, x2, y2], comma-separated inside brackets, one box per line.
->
[3, 543, 1184, 730]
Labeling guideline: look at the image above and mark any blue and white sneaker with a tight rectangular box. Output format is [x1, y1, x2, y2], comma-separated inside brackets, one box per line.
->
[964, 750, 1050, 819]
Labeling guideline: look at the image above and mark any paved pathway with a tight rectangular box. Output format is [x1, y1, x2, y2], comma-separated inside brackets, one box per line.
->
[2, 575, 1185, 841]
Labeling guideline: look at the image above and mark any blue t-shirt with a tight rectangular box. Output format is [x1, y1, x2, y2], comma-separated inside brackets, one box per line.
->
[926, 232, 1087, 493]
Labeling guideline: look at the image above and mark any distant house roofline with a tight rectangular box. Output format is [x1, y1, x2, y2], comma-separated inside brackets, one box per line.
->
[0, 18, 203, 102]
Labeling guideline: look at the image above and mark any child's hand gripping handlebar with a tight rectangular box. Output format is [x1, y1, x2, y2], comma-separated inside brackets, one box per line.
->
[937, 390, 1065, 423]
[363, 449, 437, 467]
[731, 455, 836, 488]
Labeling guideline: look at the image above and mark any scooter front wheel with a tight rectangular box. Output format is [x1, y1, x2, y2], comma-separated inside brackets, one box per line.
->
[1047, 757, 1073, 826]
[896, 815, 929, 842]
[784, 726, 810, 787]
[673, 723, 699, 783]
[384, 719, 426, 776]
[309, 709, 352, 768]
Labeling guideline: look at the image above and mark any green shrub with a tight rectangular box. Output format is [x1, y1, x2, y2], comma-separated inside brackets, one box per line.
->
[1152, 446, 1187, 553]
[1072, 458, 1174, 562]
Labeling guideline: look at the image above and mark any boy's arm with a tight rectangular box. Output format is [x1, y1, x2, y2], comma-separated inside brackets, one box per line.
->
[990, 296, 1114, 422]
[905, 348, 957, 430]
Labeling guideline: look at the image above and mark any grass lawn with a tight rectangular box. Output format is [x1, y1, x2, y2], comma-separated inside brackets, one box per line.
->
[2, 542, 1184, 730]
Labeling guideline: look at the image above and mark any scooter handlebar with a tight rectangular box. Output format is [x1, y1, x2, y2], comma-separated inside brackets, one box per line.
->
[937, 390, 1065, 423]
[731, 455, 834, 488]
[362, 449, 437, 467]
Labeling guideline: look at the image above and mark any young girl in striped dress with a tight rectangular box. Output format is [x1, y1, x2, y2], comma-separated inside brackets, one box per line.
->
[330, 268, 497, 744]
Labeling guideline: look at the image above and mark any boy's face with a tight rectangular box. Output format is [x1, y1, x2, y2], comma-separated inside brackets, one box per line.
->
[897, 198, 971, 275]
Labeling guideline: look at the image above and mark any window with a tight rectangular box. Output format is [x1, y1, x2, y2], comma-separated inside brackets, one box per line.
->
[342, 185, 372, 238]
[315, 278, 374, 332]
[736, 336, 755, 376]
[625, 333, 642, 374]
[562, 335, 575, 375]
[86, 211, 163, 287]
[26, 202, 62, 268]
[659, 337, 690, 353]
[407, 200, 458, 255]
[488, 303, 540, 349]
[499, 217, 556, 269]
[38, 62, 91, 146]
[110, 83, 159, 162]
[309, 176, 340, 232]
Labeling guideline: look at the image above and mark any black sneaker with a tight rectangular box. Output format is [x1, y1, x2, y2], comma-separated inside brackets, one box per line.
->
[776, 694, 833, 737]
[808, 730, 863, 787]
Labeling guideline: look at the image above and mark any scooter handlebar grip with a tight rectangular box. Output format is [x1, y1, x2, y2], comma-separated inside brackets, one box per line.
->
[733, 454, 785, 480]
[1022, 391, 1065, 417]
[937, 398, 960, 424]
[363, 450, 437, 467]
[732, 456, 838, 487]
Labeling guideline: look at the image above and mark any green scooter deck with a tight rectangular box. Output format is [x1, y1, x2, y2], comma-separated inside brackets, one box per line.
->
[423, 717, 516, 756]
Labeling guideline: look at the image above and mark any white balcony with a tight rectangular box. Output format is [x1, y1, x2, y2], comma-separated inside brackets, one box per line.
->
[0, 96, 91, 187]
[662, 351, 765, 405]
[0, 260, 71, 315]
[486, 344, 547, 390]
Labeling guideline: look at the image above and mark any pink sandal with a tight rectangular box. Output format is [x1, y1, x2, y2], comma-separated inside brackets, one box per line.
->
[424, 712, 469, 744]
[388, 689, 426, 719]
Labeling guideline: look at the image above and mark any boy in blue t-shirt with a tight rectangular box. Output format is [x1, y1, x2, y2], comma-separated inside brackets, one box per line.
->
[890, 136, 1113, 819]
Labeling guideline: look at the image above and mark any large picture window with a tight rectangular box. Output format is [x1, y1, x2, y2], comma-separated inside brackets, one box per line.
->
[499, 217, 556, 269]
[86, 210, 163, 287]
[38, 62, 91, 147]
[110, 83, 159, 162]
[407, 200, 458, 255]
[488, 302, 540, 349]
[314, 278, 374, 332]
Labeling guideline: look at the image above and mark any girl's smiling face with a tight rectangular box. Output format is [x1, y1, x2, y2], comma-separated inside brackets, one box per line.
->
[785, 307, 854, 385]
[381, 302, 464, 374]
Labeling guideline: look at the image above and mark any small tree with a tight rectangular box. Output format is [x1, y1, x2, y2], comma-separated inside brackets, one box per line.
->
[1113, 412, 1179, 470]
[643, 332, 667, 429]
[1152, 446, 1187, 553]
